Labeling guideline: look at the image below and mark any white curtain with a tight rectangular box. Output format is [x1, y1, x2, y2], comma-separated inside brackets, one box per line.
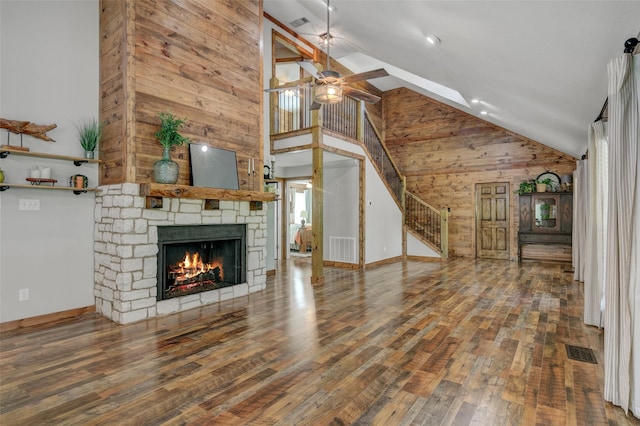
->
[604, 53, 640, 416]
[573, 159, 588, 281]
[583, 121, 608, 327]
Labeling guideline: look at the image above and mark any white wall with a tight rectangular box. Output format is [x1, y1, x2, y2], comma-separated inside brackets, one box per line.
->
[0, 1, 99, 322]
[324, 159, 360, 262]
[407, 232, 440, 258]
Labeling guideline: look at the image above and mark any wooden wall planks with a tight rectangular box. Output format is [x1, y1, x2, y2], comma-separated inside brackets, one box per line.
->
[99, 0, 262, 189]
[383, 87, 577, 259]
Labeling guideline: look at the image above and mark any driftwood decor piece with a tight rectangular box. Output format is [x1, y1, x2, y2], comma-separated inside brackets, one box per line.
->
[0, 118, 57, 151]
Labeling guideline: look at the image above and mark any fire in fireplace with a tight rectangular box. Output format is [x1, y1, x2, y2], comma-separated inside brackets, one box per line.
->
[157, 224, 246, 300]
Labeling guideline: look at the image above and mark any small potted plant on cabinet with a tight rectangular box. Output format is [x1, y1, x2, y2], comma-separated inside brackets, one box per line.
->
[536, 177, 552, 192]
[154, 112, 190, 184]
[77, 119, 104, 159]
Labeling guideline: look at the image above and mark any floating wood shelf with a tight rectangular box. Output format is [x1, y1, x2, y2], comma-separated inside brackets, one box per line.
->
[0, 147, 102, 166]
[139, 183, 277, 202]
[0, 183, 98, 194]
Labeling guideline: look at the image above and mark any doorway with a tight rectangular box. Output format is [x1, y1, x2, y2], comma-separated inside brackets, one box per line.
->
[475, 182, 510, 260]
[287, 180, 313, 258]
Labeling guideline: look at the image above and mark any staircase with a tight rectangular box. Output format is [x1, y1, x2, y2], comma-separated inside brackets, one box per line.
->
[270, 86, 448, 257]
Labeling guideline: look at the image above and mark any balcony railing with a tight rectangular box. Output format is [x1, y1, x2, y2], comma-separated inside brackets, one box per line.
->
[323, 96, 358, 140]
[270, 84, 313, 134]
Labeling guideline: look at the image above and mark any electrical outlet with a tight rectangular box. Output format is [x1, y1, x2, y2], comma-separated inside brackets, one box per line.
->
[18, 288, 29, 302]
[19, 199, 40, 211]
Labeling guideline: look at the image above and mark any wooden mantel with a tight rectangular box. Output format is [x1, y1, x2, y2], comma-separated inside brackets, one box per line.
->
[139, 183, 276, 202]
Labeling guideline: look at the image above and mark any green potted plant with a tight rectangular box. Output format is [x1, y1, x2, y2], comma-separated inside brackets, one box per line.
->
[536, 177, 552, 192]
[517, 180, 535, 194]
[77, 119, 104, 159]
[153, 112, 190, 184]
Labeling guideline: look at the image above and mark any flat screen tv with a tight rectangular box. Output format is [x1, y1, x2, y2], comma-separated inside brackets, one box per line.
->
[189, 144, 239, 190]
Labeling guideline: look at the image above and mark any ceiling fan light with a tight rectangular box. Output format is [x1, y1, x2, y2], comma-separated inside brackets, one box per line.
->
[315, 84, 343, 104]
[319, 32, 334, 47]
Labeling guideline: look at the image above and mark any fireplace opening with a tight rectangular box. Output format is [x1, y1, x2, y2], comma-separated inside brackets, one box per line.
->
[157, 224, 246, 300]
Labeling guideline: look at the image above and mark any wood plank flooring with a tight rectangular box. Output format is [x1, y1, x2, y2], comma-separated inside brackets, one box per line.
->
[1, 258, 638, 425]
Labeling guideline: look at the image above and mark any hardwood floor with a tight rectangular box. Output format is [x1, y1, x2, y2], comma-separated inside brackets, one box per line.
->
[1, 258, 638, 425]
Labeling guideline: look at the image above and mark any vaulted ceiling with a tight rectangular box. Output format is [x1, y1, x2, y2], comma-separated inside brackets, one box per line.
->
[263, 0, 640, 158]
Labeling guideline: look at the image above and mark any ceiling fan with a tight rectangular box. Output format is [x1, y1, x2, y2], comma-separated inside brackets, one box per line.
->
[267, 0, 388, 110]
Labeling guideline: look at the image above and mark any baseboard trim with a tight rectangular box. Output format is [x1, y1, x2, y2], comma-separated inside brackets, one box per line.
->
[0, 306, 96, 332]
[365, 255, 404, 269]
[323, 260, 360, 269]
[405, 255, 442, 263]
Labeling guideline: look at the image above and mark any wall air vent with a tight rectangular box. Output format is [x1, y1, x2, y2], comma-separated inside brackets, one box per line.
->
[289, 17, 309, 28]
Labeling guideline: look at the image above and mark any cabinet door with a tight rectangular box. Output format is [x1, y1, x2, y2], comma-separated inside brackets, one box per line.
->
[532, 195, 560, 232]
[519, 194, 532, 232]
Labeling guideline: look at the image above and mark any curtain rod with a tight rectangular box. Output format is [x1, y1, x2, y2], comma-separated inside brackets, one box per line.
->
[594, 37, 639, 123]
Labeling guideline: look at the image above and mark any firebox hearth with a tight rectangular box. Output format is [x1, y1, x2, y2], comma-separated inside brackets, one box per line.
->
[157, 224, 246, 300]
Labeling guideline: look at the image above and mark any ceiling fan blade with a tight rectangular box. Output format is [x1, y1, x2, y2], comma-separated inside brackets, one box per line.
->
[339, 68, 389, 84]
[297, 61, 321, 79]
[263, 77, 313, 92]
[310, 101, 323, 110]
[342, 86, 381, 103]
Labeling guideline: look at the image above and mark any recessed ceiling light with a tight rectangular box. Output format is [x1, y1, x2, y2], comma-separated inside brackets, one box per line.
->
[471, 98, 480, 104]
[426, 35, 441, 45]
[480, 110, 488, 115]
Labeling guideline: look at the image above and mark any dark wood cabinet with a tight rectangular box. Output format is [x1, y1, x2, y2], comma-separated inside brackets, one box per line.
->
[518, 193, 573, 261]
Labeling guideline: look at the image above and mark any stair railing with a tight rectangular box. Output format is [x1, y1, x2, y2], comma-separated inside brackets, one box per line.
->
[360, 111, 403, 204]
[405, 191, 448, 257]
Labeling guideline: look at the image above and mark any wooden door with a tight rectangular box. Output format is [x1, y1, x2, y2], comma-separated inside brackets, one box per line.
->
[476, 183, 510, 259]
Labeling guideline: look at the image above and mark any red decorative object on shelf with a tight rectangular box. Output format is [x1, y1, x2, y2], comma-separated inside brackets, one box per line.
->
[26, 178, 57, 186]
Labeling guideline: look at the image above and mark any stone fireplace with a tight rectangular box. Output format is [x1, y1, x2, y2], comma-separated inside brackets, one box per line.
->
[94, 183, 267, 324]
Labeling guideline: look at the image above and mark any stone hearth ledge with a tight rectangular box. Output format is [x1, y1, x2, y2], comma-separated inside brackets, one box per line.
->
[94, 183, 268, 324]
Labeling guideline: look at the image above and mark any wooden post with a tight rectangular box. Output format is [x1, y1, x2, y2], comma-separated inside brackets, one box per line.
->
[311, 109, 324, 284]
[402, 176, 407, 260]
[440, 207, 449, 259]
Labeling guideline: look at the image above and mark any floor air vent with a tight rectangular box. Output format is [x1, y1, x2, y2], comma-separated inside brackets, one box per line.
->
[565, 344, 598, 364]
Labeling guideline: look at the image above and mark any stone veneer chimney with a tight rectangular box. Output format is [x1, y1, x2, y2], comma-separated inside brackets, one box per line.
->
[94, 184, 267, 324]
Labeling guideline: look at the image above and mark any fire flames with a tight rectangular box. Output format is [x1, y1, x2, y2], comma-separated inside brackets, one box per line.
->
[169, 252, 223, 285]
